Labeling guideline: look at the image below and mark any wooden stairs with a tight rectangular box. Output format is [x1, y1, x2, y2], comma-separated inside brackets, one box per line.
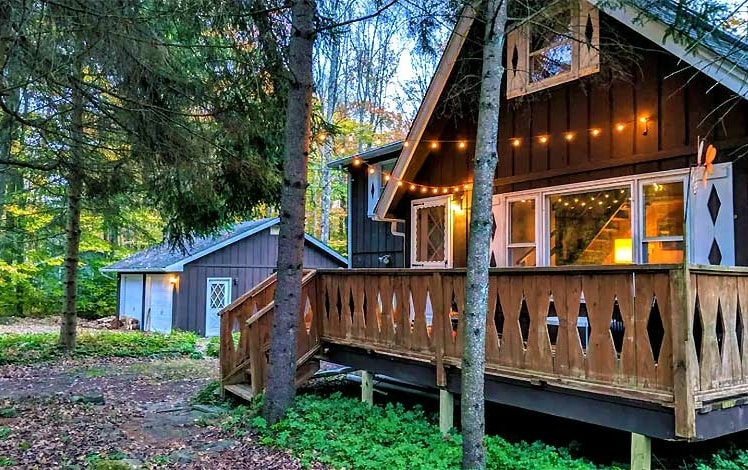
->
[575, 201, 631, 265]
[218, 271, 322, 401]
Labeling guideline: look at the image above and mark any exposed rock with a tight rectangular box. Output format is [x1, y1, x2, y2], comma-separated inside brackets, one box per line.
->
[71, 389, 105, 405]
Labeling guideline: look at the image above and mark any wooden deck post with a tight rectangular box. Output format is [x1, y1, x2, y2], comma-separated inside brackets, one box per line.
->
[670, 266, 697, 439]
[630, 433, 651, 470]
[361, 371, 374, 405]
[439, 389, 454, 436]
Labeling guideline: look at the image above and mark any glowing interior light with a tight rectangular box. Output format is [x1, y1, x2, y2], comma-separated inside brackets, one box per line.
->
[614, 238, 633, 264]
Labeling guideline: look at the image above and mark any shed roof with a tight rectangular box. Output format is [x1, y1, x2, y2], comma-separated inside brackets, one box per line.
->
[102, 218, 346, 273]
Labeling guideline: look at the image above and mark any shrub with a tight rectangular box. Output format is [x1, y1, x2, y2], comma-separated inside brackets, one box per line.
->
[205, 336, 220, 358]
[0, 330, 199, 365]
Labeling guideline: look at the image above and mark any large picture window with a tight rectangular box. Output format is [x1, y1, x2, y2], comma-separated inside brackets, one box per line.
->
[498, 170, 690, 266]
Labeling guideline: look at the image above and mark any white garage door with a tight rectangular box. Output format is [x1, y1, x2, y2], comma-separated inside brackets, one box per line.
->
[119, 274, 144, 325]
[145, 274, 174, 334]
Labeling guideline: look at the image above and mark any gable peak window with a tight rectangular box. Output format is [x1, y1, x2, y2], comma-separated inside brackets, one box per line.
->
[507, 1, 599, 98]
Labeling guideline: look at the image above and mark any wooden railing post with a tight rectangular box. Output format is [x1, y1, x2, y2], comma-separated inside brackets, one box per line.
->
[670, 265, 697, 439]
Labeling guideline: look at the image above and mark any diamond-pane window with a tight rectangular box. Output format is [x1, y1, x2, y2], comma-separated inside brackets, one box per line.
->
[210, 283, 227, 309]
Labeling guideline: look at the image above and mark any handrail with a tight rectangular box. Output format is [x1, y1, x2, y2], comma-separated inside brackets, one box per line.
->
[314, 264, 679, 275]
[245, 270, 317, 327]
[220, 273, 277, 316]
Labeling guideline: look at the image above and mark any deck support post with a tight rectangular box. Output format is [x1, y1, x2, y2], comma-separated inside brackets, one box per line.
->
[630, 433, 651, 470]
[439, 389, 454, 436]
[361, 371, 374, 405]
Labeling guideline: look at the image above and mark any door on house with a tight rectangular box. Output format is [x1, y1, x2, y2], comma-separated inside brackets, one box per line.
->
[119, 274, 144, 326]
[205, 278, 232, 337]
[411, 195, 453, 268]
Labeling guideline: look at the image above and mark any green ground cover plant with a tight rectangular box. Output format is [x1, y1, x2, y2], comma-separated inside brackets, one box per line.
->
[0, 330, 199, 365]
[225, 392, 613, 470]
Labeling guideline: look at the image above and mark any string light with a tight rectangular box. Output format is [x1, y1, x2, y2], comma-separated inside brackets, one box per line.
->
[337, 117, 654, 194]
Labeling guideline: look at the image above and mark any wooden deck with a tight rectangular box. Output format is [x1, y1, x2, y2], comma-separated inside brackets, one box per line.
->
[219, 264, 748, 441]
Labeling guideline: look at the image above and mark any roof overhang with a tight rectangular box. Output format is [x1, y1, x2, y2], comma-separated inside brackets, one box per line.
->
[374, 0, 748, 218]
[328, 141, 403, 169]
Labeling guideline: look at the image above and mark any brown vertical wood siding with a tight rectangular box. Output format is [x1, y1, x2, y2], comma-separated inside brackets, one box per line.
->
[348, 164, 406, 268]
[381, 13, 748, 267]
[172, 227, 344, 335]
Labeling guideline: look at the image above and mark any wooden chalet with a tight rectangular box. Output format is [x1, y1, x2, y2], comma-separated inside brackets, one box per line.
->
[221, 1, 748, 466]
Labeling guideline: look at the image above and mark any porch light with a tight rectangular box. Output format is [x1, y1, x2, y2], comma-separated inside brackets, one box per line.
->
[410, 184, 416, 191]
[614, 238, 633, 264]
[564, 132, 575, 142]
[458, 141, 467, 149]
[352, 157, 362, 166]
[511, 138, 521, 147]
[451, 196, 464, 214]
[368, 167, 376, 174]
[430, 142, 438, 149]
[432, 188, 438, 194]
[442, 188, 448, 194]
[590, 128, 602, 137]
[396, 180, 403, 187]
[421, 187, 427, 193]
[539, 135, 549, 144]
[385, 174, 391, 181]
[616, 123, 626, 132]
[169, 276, 179, 285]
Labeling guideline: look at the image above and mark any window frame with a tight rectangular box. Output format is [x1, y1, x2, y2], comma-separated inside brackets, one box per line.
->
[505, 195, 541, 267]
[636, 174, 688, 264]
[495, 168, 691, 267]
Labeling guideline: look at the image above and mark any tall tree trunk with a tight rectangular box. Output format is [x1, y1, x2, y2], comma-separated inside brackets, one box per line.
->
[319, 31, 340, 244]
[263, 0, 316, 425]
[60, 80, 84, 352]
[461, 1, 506, 468]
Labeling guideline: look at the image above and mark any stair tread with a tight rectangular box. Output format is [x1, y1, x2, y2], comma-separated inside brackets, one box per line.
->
[224, 383, 254, 402]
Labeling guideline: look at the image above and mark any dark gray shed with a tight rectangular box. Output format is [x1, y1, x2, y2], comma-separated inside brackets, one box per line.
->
[102, 218, 346, 336]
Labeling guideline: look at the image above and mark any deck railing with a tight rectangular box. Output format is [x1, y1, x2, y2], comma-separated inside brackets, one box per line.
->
[219, 270, 320, 393]
[220, 264, 748, 439]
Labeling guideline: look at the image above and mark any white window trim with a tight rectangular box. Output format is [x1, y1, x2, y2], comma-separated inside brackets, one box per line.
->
[504, 195, 541, 267]
[411, 195, 453, 268]
[636, 174, 688, 264]
[366, 164, 382, 217]
[494, 167, 694, 267]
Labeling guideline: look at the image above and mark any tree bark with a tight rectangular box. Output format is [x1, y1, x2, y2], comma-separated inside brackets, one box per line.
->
[262, 0, 316, 425]
[60, 78, 85, 352]
[461, 1, 506, 469]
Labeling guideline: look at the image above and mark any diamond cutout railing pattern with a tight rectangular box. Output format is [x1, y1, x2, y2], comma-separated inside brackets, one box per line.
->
[693, 295, 703, 364]
[738, 296, 745, 357]
[519, 298, 531, 344]
[610, 298, 625, 356]
[716, 301, 725, 358]
[646, 297, 665, 364]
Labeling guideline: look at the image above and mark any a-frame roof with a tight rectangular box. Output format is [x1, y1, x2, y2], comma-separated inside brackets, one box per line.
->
[375, 0, 748, 219]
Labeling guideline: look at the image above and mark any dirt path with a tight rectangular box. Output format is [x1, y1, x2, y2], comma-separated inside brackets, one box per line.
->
[0, 357, 314, 469]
